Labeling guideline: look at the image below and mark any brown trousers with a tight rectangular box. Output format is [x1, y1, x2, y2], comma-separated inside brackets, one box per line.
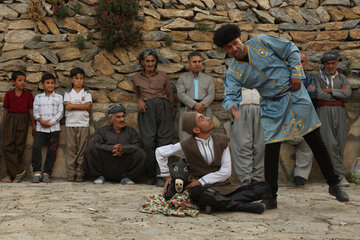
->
[2, 113, 29, 178]
[65, 127, 89, 177]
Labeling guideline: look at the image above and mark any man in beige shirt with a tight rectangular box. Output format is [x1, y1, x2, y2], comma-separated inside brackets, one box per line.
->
[133, 48, 175, 187]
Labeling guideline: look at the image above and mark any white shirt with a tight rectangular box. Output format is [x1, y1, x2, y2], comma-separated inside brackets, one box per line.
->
[239, 88, 260, 105]
[33, 92, 63, 132]
[156, 136, 231, 186]
[64, 89, 92, 127]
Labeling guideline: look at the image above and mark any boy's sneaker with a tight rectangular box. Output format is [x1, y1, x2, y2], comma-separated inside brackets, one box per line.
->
[32, 172, 42, 183]
[13, 170, 26, 183]
[1, 175, 12, 183]
[94, 176, 105, 184]
[340, 178, 350, 187]
[120, 177, 135, 185]
[67, 175, 75, 182]
[293, 176, 305, 187]
[42, 173, 51, 183]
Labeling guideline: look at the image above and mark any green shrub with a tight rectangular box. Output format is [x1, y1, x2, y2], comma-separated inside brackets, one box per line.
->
[195, 22, 215, 32]
[74, 2, 81, 14]
[95, 0, 142, 51]
[340, 61, 352, 77]
[164, 34, 173, 46]
[75, 34, 86, 49]
[50, 1, 69, 19]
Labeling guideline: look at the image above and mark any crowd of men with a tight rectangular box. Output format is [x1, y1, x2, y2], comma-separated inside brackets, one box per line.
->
[2, 24, 352, 213]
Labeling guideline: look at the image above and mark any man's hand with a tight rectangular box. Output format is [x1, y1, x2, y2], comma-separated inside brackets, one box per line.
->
[306, 85, 315, 90]
[163, 176, 172, 195]
[138, 99, 147, 113]
[185, 179, 201, 189]
[290, 78, 301, 91]
[39, 118, 52, 128]
[112, 144, 123, 156]
[340, 86, 349, 90]
[322, 88, 332, 94]
[231, 106, 240, 120]
[194, 102, 206, 113]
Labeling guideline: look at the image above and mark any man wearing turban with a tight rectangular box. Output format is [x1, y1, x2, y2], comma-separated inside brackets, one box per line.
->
[133, 48, 175, 187]
[315, 50, 352, 187]
[83, 104, 146, 185]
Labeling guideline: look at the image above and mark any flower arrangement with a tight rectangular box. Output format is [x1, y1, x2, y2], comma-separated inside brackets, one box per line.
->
[94, 0, 142, 51]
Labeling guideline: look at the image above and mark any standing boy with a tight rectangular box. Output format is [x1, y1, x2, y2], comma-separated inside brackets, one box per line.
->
[64, 67, 92, 182]
[31, 73, 63, 183]
[2, 71, 35, 183]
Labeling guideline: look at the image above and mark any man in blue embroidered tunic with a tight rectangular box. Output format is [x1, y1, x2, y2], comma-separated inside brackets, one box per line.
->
[213, 24, 349, 209]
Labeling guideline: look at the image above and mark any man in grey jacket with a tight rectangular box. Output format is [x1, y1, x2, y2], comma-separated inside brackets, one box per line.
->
[315, 50, 352, 187]
[176, 51, 215, 140]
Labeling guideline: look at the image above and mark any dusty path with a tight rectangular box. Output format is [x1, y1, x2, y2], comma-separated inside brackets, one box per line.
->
[0, 181, 359, 240]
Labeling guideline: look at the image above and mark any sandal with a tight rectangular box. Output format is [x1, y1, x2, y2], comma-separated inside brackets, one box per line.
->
[32, 172, 42, 183]
[1, 175, 12, 183]
[42, 173, 51, 183]
[67, 175, 75, 182]
[13, 170, 26, 183]
[76, 176, 84, 182]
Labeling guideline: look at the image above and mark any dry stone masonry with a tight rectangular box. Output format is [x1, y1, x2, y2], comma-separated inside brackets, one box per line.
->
[0, 0, 360, 179]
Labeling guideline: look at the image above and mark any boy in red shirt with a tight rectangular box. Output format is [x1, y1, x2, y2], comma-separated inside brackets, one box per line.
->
[2, 71, 35, 183]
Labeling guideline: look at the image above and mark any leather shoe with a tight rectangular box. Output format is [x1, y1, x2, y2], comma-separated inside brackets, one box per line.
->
[261, 198, 277, 210]
[329, 184, 349, 202]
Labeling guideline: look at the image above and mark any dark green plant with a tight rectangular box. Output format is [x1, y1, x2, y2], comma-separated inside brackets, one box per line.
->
[32, 36, 42, 42]
[95, 0, 142, 51]
[74, 2, 81, 14]
[75, 34, 86, 49]
[195, 22, 215, 32]
[50, 1, 69, 19]
[340, 61, 352, 77]
[86, 32, 94, 41]
[164, 34, 173, 46]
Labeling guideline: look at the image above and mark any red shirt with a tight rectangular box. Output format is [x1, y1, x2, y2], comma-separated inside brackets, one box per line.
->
[3, 89, 34, 114]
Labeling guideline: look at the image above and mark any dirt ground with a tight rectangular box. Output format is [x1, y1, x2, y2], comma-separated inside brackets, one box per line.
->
[0, 180, 359, 240]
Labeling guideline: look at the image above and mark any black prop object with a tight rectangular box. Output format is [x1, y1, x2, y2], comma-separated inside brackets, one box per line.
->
[164, 159, 190, 201]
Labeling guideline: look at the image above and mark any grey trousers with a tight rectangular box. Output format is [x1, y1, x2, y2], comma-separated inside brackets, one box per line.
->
[138, 99, 174, 178]
[317, 106, 347, 179]
[65, 127, 90, 178]
[230, 104, 265, 183]
[287, 137, 313, 180]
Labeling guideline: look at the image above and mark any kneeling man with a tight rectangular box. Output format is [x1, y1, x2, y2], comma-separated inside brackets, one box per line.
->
[83, 104, 146, 184]
[156, 112, 272, 214]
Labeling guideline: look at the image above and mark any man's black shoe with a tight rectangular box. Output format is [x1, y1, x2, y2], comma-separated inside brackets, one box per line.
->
[329, 184, 349, 202]
[261, 198, 277, 210]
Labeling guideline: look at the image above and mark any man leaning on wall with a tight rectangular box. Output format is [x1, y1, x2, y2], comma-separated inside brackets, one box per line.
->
[176, 51, 215, 141]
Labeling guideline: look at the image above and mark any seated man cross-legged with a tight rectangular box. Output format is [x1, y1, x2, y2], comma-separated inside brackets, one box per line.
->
[83, 104, 146, 185]
[156, 112, 272, 214]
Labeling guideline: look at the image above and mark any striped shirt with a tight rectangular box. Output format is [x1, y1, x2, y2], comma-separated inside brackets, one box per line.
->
[33, 92, 63, 132]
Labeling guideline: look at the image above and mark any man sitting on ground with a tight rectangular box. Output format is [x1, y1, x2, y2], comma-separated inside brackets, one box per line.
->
[83, 104, 146, 185]
[155, 112, 272, 214]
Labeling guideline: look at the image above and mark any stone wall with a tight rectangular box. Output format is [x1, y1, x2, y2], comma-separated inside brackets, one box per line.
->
[0, 0, 360, 181]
